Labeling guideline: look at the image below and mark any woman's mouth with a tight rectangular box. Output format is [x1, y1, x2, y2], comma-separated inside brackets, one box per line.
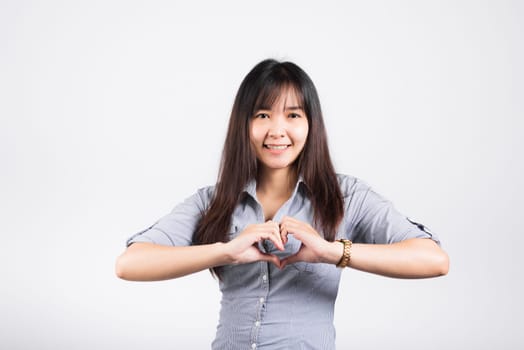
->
[263, 144, 290, 150]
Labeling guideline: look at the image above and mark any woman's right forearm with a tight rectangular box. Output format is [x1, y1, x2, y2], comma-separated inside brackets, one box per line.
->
[115, 242, 231, 281]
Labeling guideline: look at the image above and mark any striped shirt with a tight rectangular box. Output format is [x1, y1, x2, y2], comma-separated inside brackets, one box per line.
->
[127, 174, 439, 349]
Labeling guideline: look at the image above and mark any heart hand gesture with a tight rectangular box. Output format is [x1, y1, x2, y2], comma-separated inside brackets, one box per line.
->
[224, 217, 343, 269]
[279, 216, 340, 269]
[224, 220, 284, 268]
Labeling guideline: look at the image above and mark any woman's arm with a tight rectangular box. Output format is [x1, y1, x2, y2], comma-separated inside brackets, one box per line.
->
[116, 221, 285, 281]
[115, 242, 229, 281]
[342, 238, 449, 278]
[279, 216, 449, 279]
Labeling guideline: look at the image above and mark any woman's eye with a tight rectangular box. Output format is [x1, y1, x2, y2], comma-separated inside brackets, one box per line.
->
[256, 113, 270, 119]
[288, 113, 301, 119]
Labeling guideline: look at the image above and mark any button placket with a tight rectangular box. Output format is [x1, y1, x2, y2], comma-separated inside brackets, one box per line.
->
[250, 262, 269, 346]
[249, 194, 274, 348]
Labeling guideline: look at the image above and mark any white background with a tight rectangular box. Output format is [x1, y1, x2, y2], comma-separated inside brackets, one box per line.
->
[1, 0, 523, 349]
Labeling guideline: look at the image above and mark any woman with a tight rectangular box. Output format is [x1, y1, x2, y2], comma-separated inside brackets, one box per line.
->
[116, 59, 449, 349]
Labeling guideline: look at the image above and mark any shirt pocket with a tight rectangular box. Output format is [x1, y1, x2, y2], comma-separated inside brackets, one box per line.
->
[289, 260, 335, 275]
[227, 221, 240, 240]
[280, 237, 337, 277]
[274, 236, 325, 274]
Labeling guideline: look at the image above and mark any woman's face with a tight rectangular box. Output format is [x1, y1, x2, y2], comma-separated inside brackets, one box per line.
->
[249, 88, 309, 172]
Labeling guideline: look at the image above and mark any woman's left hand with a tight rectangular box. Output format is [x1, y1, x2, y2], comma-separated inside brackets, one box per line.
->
[279, 216, 342, 269]
[278, 216, 449, 277]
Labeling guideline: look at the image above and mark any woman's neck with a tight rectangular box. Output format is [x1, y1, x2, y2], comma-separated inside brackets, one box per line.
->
[256, 167, 298, 199]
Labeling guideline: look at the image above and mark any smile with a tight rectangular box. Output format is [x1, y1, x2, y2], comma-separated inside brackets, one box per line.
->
[264, 144, 290, 150]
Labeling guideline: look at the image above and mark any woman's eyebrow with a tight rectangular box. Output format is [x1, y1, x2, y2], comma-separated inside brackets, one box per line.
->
[254, 105, 304, 112]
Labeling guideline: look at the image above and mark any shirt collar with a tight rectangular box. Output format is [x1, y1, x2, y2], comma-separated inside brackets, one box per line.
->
[242, 175, 306, 202]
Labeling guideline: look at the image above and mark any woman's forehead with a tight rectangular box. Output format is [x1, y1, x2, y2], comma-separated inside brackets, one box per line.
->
[274, 88, 303, 110]
[255, 85, 304, 111]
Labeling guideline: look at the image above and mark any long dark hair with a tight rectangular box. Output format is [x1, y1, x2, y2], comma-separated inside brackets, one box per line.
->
[194, 59, 344, 275]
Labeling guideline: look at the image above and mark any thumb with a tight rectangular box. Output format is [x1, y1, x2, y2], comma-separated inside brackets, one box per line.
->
[258, 252, 282, 269]
[280, 252, 301, 270]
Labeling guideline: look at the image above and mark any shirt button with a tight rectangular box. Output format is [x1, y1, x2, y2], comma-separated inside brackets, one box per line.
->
[262, 274, 267, 281]
[259, 297, 265, 304]
[255, 321, 260, 327]
[251, 343, 257, 349]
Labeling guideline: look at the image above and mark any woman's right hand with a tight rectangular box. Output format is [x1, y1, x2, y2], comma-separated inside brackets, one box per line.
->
[116, 221, 286, 281]
[225, 221, 284, 268]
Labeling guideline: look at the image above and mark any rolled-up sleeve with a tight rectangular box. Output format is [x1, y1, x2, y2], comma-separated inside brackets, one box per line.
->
[347, 182, 440, 245]
[126, 186, 213, 247]
[356, 190, 440, 244]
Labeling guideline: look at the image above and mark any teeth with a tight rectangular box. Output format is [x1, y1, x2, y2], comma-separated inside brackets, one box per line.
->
[266, 145, 288, 150]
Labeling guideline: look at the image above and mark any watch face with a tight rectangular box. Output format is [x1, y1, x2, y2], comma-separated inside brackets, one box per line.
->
[406, 217, 434, 236]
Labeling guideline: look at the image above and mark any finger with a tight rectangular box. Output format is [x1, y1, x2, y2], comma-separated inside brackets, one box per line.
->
[281, 221, 303, 241]
[281, 216, 300, 226]
[280, 252, 301, 269]
[266, 231, 284, 250]
[280, 219, 300, 234]
[247, 223, 281, 249]
[258, 252, 282, 268]
[282, 216, 314, 233]
[264, 221, 284, 250]
[279, 223, 289, 244]
[270, 222, 284, 250]
[281, 219, 319, 243]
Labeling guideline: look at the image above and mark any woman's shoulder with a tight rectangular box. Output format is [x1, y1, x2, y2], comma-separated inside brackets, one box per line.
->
[336, 173, 372, 197]
[195, 184, 216, 198]
[194, 184, 216, 205]
[172, 185, 216, 213]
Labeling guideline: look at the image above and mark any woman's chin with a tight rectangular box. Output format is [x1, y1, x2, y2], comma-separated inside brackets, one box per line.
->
[259, 162, 295, 171]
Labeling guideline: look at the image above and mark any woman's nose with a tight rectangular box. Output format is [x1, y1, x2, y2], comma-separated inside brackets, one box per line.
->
[268, 126, 285, 138]
[268, 116, 286, 138]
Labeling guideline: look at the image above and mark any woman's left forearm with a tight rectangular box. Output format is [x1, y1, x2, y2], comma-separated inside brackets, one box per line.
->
[337, 238, 449, 278]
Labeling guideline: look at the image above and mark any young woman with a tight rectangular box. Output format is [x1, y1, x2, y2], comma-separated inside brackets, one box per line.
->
[116, 59, 449, 349]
